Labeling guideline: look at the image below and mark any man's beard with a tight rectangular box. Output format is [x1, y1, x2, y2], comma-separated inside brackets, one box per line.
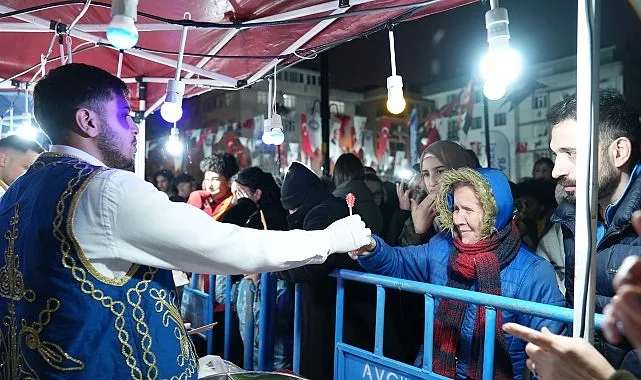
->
[557, 177, 576, 203]
[97, 124, 135, 170]
[556, 155, 619, 204]
[597, 153, 619, 202]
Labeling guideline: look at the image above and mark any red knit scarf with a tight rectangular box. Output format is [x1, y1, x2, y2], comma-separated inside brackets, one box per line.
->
[433, 219, 520, 380]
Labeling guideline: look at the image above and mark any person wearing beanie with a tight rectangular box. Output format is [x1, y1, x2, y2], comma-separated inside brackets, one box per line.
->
[280, 162, 328, 211]
[188, 152, 239, 221]
[277, 161, 405, 380]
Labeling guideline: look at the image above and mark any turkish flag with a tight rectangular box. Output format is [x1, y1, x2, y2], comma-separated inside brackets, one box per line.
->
[300, 114, 315, 158]
[376, 119, 392, 162]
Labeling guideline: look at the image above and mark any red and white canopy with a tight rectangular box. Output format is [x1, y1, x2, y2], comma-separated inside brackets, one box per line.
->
[0, 0, 475, 113]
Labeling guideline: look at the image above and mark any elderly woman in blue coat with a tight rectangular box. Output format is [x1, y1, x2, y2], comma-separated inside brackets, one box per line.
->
[353, 168, 565, 380]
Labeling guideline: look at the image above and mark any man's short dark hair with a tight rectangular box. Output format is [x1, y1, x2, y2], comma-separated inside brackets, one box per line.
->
[0, 135, 44, 154]
[33, 63, 129, 143]
[547, 89, 641, 163]
[534, 157, 554, 169]
[174, 173, 195, 186]
[199, 153, 239, 180]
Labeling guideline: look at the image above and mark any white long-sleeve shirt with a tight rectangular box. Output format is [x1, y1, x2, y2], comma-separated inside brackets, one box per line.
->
[49, 145, 331, 281]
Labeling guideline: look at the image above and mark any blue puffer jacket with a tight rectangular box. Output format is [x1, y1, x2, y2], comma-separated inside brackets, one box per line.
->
[359, 168, 565, 380]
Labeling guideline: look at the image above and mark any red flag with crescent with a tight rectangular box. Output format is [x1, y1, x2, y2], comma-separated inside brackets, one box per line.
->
[300, 114, 315, 158]
[376, 119, 392, 162]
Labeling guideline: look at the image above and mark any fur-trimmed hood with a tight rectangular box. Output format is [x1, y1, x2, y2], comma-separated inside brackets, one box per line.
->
[436, 167, 514, 239]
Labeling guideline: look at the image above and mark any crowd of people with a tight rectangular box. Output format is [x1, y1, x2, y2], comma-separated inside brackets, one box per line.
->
[158, 88, 641, 380]
[2, 62, 641, 380]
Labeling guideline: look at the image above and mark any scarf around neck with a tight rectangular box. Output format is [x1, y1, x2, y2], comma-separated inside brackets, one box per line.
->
[433, 219, 521, 380]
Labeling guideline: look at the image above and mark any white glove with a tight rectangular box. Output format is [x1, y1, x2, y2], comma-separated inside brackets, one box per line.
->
[325, 215, 372, 254]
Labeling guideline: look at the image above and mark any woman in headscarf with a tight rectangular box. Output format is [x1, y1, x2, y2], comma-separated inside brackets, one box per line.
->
[396, 140, 480, 247]
[353, 167, 565, 380]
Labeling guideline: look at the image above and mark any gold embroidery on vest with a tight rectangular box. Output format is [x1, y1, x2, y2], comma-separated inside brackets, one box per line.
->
[126, 267, 159, 380]
[149, 288, 198, 379]
[61, 152, 139, 287]
[21, 298, 84, 371]
[40, 155, 198, 379]
[1, 204, 38, 379]
[1, 204, 84, 379]
[50, 160, 144, 379]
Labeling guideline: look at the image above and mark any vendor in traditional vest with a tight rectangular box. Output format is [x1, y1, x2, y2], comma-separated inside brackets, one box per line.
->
[0, 63, 372, 379]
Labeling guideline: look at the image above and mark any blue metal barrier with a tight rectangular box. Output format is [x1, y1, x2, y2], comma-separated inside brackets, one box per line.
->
[181, 274, 216, 355]
[181, 273, 278, 371]
[223, 275, 232, 360]
[291, 269, 604, 380]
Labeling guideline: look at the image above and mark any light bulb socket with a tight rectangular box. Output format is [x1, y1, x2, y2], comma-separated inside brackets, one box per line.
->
[112, 0, 138, 20]
[387, 75, 404, 98]
[266, 114, 283, 130]
[263, 114, 284, 145]
[165, 79, 185, 105]
[485, 7, 510, 46]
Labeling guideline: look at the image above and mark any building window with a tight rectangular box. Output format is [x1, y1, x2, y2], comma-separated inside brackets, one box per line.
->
[330, 100, 345, 114]
[474, 90, 483, 103]
[283, 94, 296, 108]
[447, 119, 459, 140]
[494, 113, 507, 126]
[471, 116, 483, 130]
[257, 91, 268, 105]
[225, 93, 234, 107]
[446, 93, 458, 105]
[532, 93, 548, 109]
[283, 118, 296, 133]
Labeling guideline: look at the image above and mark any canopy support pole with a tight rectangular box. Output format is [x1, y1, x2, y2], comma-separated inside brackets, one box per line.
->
[573, 0, 600, 341]
[321, 52, 330, 176]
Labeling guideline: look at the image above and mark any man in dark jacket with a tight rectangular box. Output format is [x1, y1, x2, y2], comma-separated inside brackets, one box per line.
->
[277, 162, 405, 379]
[548, 89, 641, 374]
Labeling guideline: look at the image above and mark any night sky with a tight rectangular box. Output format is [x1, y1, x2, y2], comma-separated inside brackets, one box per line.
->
[299, 0, 641, 92]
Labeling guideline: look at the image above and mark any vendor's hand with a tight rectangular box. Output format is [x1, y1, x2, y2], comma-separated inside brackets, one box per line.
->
[397, 183, 411, 211]
[325, 215, 371, 254]
[502, 323, 615, 380]
[349, 237, 377, 259]
[411, 192, 437, 234]
[243, 273, 260, 285]
[603, 255, 641, 348]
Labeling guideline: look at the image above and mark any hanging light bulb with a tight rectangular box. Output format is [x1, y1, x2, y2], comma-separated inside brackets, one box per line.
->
[15, 113, 39, 141]
[270, 127, 285, 146]
[261, 131, 273, 145]
[483, 80, 507, 101]
[386, 29, 406, 115]
[386, 75, 406, 114]
[161, 15, 189, 124]
[106, 0, 139, 50]
[479, 2, 521, 100]
[262, 114, 286, 145]
[160, 79, 185, 123]
[166, 126, 183, 156]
